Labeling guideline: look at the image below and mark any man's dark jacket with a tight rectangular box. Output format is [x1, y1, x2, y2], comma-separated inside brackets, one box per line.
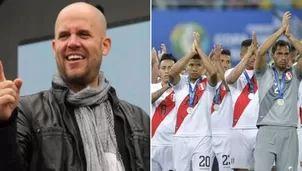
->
[0, 85, 150, 171]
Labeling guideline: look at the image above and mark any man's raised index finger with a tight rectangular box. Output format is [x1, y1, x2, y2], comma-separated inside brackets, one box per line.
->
[0, 61, 7, 82]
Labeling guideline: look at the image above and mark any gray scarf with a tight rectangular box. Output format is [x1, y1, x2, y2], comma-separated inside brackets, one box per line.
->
[52, 72, 125, 171]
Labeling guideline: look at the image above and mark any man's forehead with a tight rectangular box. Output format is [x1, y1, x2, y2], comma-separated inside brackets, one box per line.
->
[55, 19, 100, 38]
[240, 46, 248, 51]
[160, 60, 175, 66]
[276, 45, 289, 51]
[221, 54, 230, 59]
[56, 17, 92, 29]
[188, 59, 201, 63]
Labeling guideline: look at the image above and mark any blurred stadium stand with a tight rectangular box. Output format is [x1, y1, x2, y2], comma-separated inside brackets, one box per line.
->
[153, 0, 302, 9]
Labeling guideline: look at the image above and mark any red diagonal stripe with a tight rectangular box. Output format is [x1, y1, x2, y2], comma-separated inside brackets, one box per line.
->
[211, 83, 228, 114]
[233, 75, 258, 127]
[175, 79, 207, 133]
[152, 91, 175, 137]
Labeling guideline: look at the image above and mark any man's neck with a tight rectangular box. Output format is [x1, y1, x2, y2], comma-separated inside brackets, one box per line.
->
[67, 77, 99, 93]
[275, 67, 286, 73]
[161, 81, 167, 87]
[190, 78, 199, 84]
[68, 84, 86, 93]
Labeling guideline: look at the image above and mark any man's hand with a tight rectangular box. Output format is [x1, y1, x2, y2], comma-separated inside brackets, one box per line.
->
[252, 31, 258, 47]
[193, 32, 201, 50]
[191, 41, 198, 54]
[284, 25, 292, 38]
[208, 49, 215, 60]
[0, 61, 22, 120]
[248, 32, 258, 55]
[247, 42, 257, 55]
[152, 47, 158, 64]
[213, 44, 222, 61]
[281, 11, 291, 32]
[157, 44, 167, 60]
[252, 31, 259, 55]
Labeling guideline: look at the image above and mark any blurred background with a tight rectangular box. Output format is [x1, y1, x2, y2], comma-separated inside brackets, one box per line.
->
[152, 0, 302, 66]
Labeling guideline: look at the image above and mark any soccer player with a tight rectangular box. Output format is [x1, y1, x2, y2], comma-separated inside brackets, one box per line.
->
[254, 11, 302, 171]
[169, 32, 217, 171]
[224, 34, 258, 171]
[151, 52, 177, 171]
[209, 45, 233, 171]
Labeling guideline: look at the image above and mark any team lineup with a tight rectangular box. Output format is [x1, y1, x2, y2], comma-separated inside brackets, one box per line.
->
[151, 11, 302, 171]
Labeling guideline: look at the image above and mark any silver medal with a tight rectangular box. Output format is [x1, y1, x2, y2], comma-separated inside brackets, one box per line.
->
[214, 104, 220, 111]
[187, 107, 193, 114]
[248, 93, 255, 100]
[277, 99, 284, 106]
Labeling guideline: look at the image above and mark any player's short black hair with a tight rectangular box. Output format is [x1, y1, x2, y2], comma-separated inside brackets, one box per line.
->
[271, 40, 290, 54]
[160, 53, 177, 63]
[289, 44, 296, 52]
[221, 49, 231, 56]
[191, 54, 201, 60]
[241, 39, 252, 48]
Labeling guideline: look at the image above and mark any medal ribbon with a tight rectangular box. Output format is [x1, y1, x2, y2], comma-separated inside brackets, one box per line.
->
[272, 67, 286, 99]
[214, 82, 223, 104]
[188, 77, 202, 108]
[243, 70, 254, 94]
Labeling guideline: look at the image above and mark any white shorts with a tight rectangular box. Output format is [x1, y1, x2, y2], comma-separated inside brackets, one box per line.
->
[298, 128, 302, 171]
[230, 129, 257, 170]
[152, 145, 174, 171]
[173, 136, 213, 171]
[210, 135, 232, 171]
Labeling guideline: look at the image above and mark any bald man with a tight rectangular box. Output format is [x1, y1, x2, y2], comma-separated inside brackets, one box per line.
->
[0, 2, 149, 171]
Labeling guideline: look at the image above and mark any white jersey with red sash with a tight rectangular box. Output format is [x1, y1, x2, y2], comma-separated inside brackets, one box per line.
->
[224, 68, 259, 129]
[211, 81, 233, 135]
[173, 75, 215, 136]
[151, 82, 177, 146]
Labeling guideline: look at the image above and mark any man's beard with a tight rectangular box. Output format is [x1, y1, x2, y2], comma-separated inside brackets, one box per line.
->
[59, 68, 90, 86]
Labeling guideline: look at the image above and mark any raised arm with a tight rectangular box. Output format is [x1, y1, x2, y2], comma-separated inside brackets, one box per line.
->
[284, 25, 302, 72]
[256, 11, 291, 70]
[212, 44, 226, 81]
[169, 43, 196, 85]
[151, 84, 170, 104]
[225, 33, 257, 84]
[212, 44, 230, 91]
[152, 44, 168, 83]
[151, 48, 159, 84]
[193, 32, 217, 86]
[0, 61, 31, 171]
